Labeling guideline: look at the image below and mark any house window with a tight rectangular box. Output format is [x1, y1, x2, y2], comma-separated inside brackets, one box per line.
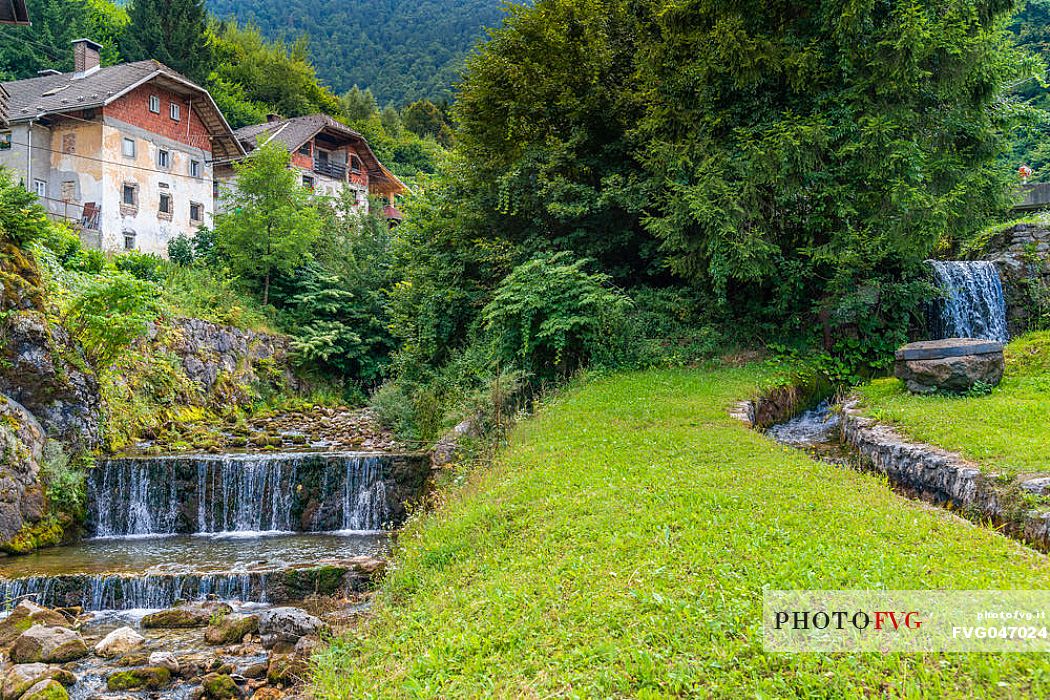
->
[33, 179, 46, 199]
[190, 160, 201, 178]
[349, 154, 363, 174]
[122, 183, 138, 207]
[170, 102, 181, 121]
[61, 180, 76, 202]
[189, 201, 203, 223]
[298, 142, 311, 156]
[0, 131, 10, 150]
[122, 137, 136, 158]
[159, 192, 172, 215]
[123, 230, 136, 250]
[149, 95, 160, 113]
[302, 175, 314, 190]
[157, 149, 170, 169]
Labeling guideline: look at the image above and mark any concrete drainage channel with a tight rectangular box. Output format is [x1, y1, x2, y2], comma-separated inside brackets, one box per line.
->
[735, 393, 1050, 552]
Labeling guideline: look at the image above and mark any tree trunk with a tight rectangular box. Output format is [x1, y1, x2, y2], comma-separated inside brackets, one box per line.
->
[263, 272, 270, 306]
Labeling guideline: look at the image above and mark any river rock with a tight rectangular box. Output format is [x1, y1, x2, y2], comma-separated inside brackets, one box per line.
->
[148, 651, 180, 674]
[93, 626, 145, 658]
[894, 339, 1005, 394]
[106, 666, 171, 692]
[266, 654, 307, 688]
[19, 679, 67, 700]
[257, 608, 327, 648]
[10, 626, 88, 664]
[142, 602, 233, 629]
[1, 664, 74, 700]
[200, 672, 240, 699]
[205, 614, 259, 646]
[0, 601, 68, 645]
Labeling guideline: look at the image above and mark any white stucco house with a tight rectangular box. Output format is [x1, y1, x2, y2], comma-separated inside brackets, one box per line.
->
[0, 39, 243, 255]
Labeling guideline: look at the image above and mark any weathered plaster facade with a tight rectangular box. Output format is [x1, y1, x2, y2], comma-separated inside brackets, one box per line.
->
[0, 41, 242, 256]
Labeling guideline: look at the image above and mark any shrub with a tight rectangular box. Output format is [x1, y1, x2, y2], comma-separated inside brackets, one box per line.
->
[0, 171, 50, 245]
[482, 252, 632, 379]
[66, 272, 162, 368]
[40, 441, 89, 521]
[168, 234, 195, 266]
[114, 251, 165, 282]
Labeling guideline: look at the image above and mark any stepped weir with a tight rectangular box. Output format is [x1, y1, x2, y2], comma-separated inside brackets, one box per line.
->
[1, 451, 430, 610]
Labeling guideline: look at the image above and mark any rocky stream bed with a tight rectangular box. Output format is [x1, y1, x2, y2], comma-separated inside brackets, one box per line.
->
[0, 594, 373, 699]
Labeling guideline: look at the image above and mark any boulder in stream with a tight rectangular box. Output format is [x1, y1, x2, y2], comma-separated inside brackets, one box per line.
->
[205, 613, 259, 646]
[93, 626, 145, 658]
[106, 666, 171, 692]
[9, 626, 88, 664]
[148, 651, 180, 674]
[1, 664, 75, 700]
[199, 672, 240, 699]
[0, 601, 69, 646]
[18, 679, 67, 700]
[142, 601, 233, 629]
[257, 608, 327, 648]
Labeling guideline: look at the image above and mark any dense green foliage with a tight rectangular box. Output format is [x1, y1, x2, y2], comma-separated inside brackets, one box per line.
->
[120, 0, 212, 83]
[314, 367, 1050, 696]
[481, 253, 632, 379]
[0, 0, 127, 79]
[206, 0, 509, 105]
[64, 271, 162, 368]
[381, 0, 1039, 422]
[857, 331, 1050, 476]
[215, 142, 323, 305]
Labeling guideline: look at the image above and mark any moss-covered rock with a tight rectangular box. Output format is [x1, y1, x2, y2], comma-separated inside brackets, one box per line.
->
[266, 653, 307, 687]
[204, 613, 259, 645]
[141, 602, 231, 629]
[19, 679, 68, 700]
[105, 666, 171, 691]
[200, 672, 240, 699]
[10, 626, 88, 663]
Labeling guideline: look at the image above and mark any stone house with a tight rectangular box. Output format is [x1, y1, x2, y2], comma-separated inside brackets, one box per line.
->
[218, 113, 406, 221]
[0, 39, 243, 255]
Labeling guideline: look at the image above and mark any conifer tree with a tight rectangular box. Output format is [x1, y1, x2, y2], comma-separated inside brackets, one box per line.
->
[120, 0, 212, 83]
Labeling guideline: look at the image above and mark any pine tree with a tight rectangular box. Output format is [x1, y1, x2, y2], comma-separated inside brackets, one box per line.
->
[120, 0, 212, 83]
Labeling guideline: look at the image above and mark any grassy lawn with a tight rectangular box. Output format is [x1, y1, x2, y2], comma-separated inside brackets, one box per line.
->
[856, 332, 1050, 477]
[313, 366, 1050, 698]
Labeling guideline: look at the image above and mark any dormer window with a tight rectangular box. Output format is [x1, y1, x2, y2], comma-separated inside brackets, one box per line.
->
[170, 103, 181, 121]
[149, 95, 160, 113]
[349, 154, 363, 174]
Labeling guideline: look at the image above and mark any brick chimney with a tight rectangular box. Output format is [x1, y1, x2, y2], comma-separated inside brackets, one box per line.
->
[266, 113, 283, 123]
[72, 39, 102, 77]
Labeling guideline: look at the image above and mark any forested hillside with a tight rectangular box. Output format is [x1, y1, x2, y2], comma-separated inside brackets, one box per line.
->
[206, 0, 510, 105]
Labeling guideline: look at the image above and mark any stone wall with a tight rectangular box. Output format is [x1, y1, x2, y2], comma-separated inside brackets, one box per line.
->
[973, 223, 1050, 335]
[155, 317, 308, 404]
[0, 396, 51, 552]
[840, 400, 1050, 549]
[0, 243, 102, 450]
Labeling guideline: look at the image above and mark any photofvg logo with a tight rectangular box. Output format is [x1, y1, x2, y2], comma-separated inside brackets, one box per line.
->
[763, 590, 1050, 652]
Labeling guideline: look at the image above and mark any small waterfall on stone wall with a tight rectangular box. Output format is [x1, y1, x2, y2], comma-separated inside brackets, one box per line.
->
[929, 260, 1009, 342]
[88, 452, 392, 537]
[0, 572, 269, 610]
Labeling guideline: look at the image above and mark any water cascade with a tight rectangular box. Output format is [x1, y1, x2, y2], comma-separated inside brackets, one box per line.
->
[88, 452, 390, 537]
[928, 260, 1009, 342]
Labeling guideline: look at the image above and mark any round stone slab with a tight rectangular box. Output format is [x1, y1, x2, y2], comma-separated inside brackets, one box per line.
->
[894, 339, 1005, 394]
[895, 338, 1004, 361]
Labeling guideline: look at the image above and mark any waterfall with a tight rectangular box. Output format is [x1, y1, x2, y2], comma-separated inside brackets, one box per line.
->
[929, 261, 1009, 342]
[0, 572, 269, 611]
[88, 452, 392, 537]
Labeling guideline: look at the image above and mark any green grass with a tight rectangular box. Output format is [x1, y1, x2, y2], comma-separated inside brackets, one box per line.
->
[312, 366, 1050, 698]
[855, 332, 1050, 477]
